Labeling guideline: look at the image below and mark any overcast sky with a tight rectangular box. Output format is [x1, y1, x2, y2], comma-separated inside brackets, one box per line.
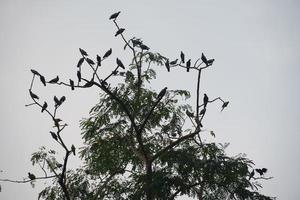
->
[0, 0, 299, 199]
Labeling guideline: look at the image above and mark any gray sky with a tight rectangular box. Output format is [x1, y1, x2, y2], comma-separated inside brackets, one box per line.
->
[0, 0, 299, 199]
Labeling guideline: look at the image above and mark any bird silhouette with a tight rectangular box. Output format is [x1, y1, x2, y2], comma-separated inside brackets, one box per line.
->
[132, 39, 142, 47]
[71, 145, 76, 156]
[165, 60, 170, 72]
[41, 102, 48, 112]
[40, 75, 46, 86]
[249, 169, 255, 180]
[70, 79, 74, 90]
[180, 51, 185, 63]
[28, 172, 36, 180]
[115, 28, 125, 37]
[255, 168, 267, 176]
[170, 59, 178, 65]
[103, 48, 112, 59]
[201, 53, 209, 66]
[207, 59, 215, 65]
[203, 94, 209, 108]
[157, 87, 167, 99]
[48, 76, 59, 84]
[109, 11, 121, 20]
[83, 81, 94, 88]
[199, 108, 206, 116]
[221, 101, 229, 111]
[30, 69, 40, 76]
[50, 131, 58, 141]
[186, 59, 191, 72]
[29, 90, 39, 100]
[116, 58, 125, 69]
[77, 71, 81, 82]
[79, 48, 88, 57]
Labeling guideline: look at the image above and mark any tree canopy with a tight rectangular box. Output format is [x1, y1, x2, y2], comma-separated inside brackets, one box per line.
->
[1, 11, 274, 200]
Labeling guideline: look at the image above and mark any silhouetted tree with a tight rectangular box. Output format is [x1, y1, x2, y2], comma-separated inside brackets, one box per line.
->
[0, 11, 274, 200]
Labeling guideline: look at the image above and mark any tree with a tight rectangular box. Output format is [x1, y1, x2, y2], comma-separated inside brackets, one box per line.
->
[1, 12, 274, 200]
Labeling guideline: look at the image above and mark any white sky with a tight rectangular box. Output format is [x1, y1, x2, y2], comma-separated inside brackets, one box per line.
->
[0, 0, 299, 199]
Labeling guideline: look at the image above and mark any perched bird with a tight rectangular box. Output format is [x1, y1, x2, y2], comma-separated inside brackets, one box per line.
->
[203, 93, 209, 108]
[40, 75, 46, 86]
[103, 48, 112, 59]
[71, 145, 76, 156]
[50, 131, 58, 141]
[109, 11, 121, 20]
[83, 81, 94, 88]
[115, 28, 125, 37]
[169, 59, 178, 65]
[41, 102, 48, 113]
[249, 169, 255, 180]
[96, 55, 101, 66]
[221, 101, 229, 112]
[186, 110, 194, 118]
[86, 58, 95, 65]
[70, 79, 74, 90]
[201, 53, 208, 66]
[77, 70, 81, 82]
[29, 90, 39, 100]
[77, 57, 84, 68]
[79, 48, 88, 57]
[132, 39, 142, 47]
[180, 51, 185, 63]
[157, 87, 167, 99]
[30, 69, 40, 76]
[186, 59, 191, 72]
[28, 172, 36, 180]
[165, 60, 170, 72]
[116, 58, 125, 69]
[48, 76, 59, 84]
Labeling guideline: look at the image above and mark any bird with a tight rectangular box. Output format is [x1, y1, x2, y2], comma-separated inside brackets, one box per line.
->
[28, 172, 36, 180]
[50, 131, 58, 141]
[109, 11, 121, 20]
[169, 59, 178, 65]
[71, 145, 76, 156]
[157, 87, 167, 99]
[77, 71, 81, 82]
[83, 81, 94, 88]
[70, 79, 74, 90]
[79, 48, 88, 57]
[41, 102, 48, 113]
[40, 75, 46, 86]
[48, 76, 59, 84]
[249, 169, 255, 180]
[221, 101, 229, 112]
[180, 51, 185, 63]
[207, 59, 215, 65]
[186, 59, 191, 72]
[116, 58, 125, 69]
[115, 28, 125, 37]
[165, 60, 170, 72]
[77, 57, 84, 68]
[103, 48, 112, 59]
[203, 94, 209, 108]
[29, 90, 39, 100]
[201, 53, 208, 66]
